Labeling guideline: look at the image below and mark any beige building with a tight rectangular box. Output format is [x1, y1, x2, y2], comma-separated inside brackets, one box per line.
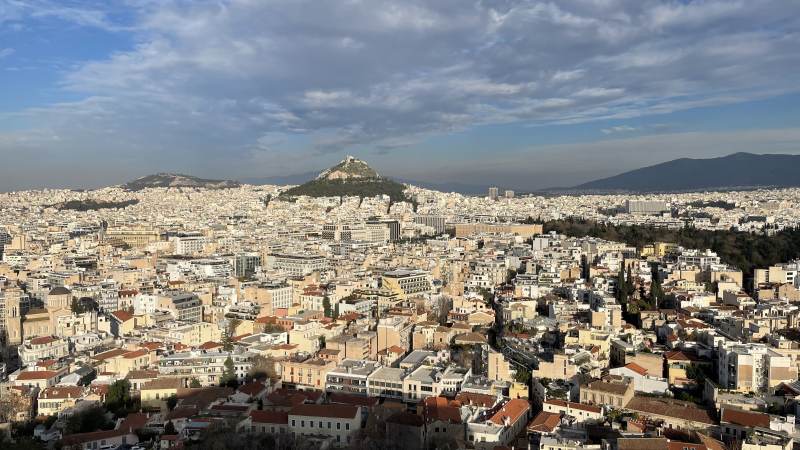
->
[37, 386, 85, 416]
[487, 349, 515, 382]
[580, 376, 634, 408]
[281, 356, 336, 390]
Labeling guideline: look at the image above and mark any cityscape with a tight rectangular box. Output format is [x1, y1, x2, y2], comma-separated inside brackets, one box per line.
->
[3, 2, 800, 450]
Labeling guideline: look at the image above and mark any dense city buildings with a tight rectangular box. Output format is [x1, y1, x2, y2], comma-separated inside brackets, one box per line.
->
[3, 162, 800, 449]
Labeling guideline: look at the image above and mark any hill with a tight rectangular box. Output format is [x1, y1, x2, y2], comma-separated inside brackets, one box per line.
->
[125, 173, 241, 191]
[280, 156, 411, 202]
[574, 152, 800, 192]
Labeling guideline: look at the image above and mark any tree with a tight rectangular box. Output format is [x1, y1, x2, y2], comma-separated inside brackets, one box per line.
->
[220, 356, 238, 388]
[249, 354, 279, 381]
[615, 264, 628, 306]
[105, 380, 133, 417]
[166, 394, 178, 411]
[164, 420, 176, 435]
[318, 335, 326, 349]
[322, 296, 332, 318]
[189, 378, 202, 388]
[222, 318, 241, 351]
[514, 369, 531, 384]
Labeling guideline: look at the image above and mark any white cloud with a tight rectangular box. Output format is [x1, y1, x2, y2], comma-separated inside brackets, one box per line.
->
[0, 48, 14, 58]
[601, 125, 637, 134]
[1, 0, 800, 188]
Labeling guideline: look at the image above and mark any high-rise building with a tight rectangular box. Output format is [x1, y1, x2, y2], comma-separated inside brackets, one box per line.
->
[504, 190, 515, 199]
[413, 215, 447, 235]
[234, 253, 262, 278]
[488, 186, 499, 201]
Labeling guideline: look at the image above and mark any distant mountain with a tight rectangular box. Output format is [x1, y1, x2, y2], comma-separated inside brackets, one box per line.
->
[242, 170, 487, 194]
[280, 156, 411, 202]
[574, 152, 800, 192]
[125, 173, 241, 191]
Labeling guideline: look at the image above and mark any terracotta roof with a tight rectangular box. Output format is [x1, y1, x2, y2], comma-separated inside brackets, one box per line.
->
[199, 341, 222, 350]
[92, 348, 127, 361]
[422, 397, 462, 424]
[288, 404, 359, 419]
[39, 386, 84, 399]
[664, 350, 704, 362]
[721, 407, 769, 428]
[626, 397, 715, 425]
[489, 399, 530, 426]
[123, 349, 148, 359]
[140, 342, 164, 350]
[238, 381, 267, 396]
[16, 370, 58, 380]
[624, 362, 649, 376]
[250, 410, 288, 424]
[527, 411, 561, 433]
[455, 392, 497, 408]
[617, 438, 669, 450]
[29, 336, 58, 345]
[111, 309, 134, 322]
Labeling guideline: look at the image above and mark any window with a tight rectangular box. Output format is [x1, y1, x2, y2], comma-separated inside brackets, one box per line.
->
[346, 423, 350, 430]
[337, 423, 341, 430]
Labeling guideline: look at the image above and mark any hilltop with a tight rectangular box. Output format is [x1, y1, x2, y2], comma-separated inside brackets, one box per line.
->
[280, 156, 411, 202]
[574, 152, 800, 192]
[124, 173, 241, 191]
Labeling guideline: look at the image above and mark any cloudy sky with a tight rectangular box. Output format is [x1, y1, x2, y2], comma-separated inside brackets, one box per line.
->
[1, 0, 799, 191]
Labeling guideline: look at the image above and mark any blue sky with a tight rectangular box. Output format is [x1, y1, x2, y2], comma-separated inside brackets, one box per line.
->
[1, 0, 799, 191]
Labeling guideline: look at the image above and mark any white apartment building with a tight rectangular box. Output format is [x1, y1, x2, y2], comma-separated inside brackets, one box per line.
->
[158, 348, 252, 386]
[18, 336, 69, 366]
[266, 253, 328, 276]
[718, 342, 797, 393]
[172, 233, 208, 255]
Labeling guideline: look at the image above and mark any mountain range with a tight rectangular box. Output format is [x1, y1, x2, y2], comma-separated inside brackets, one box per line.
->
[124, 173, 241, 191]
[573, 152, 800, 192]
[123, 152, 800, 195]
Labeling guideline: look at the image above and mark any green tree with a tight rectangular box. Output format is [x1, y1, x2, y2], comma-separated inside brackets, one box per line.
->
[105, 379, 133, 417]
[189, 378, 202, 388]
[166, 394, 178, 411]
[322, 295, 332, 318]
[222, 318, 241, 352]
[220, 356, 238, 388]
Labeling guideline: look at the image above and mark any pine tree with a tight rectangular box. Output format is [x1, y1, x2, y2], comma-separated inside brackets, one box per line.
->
[220, 356, 238, 388]
[323, 296, 332, 318]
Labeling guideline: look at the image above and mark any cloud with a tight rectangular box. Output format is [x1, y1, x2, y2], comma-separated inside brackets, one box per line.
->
[0, 48, 14, 58]
[1, 0, 800, 189]
[601, 125, 637, 134]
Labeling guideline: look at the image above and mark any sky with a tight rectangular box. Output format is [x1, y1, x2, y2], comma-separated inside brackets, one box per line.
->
[1, 0, 799, 192]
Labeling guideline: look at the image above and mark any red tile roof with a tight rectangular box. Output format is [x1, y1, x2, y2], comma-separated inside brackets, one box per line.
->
[111, 310, 134, 322]
[489, 399, 530, 426]
[624, 362, 649, 376]
[527, 411, 561, 433]
[288, 404, 359, 419]
[721, 407, 769, 428]
[16, 370, 58, 380]
[250, 410, 288, 424]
